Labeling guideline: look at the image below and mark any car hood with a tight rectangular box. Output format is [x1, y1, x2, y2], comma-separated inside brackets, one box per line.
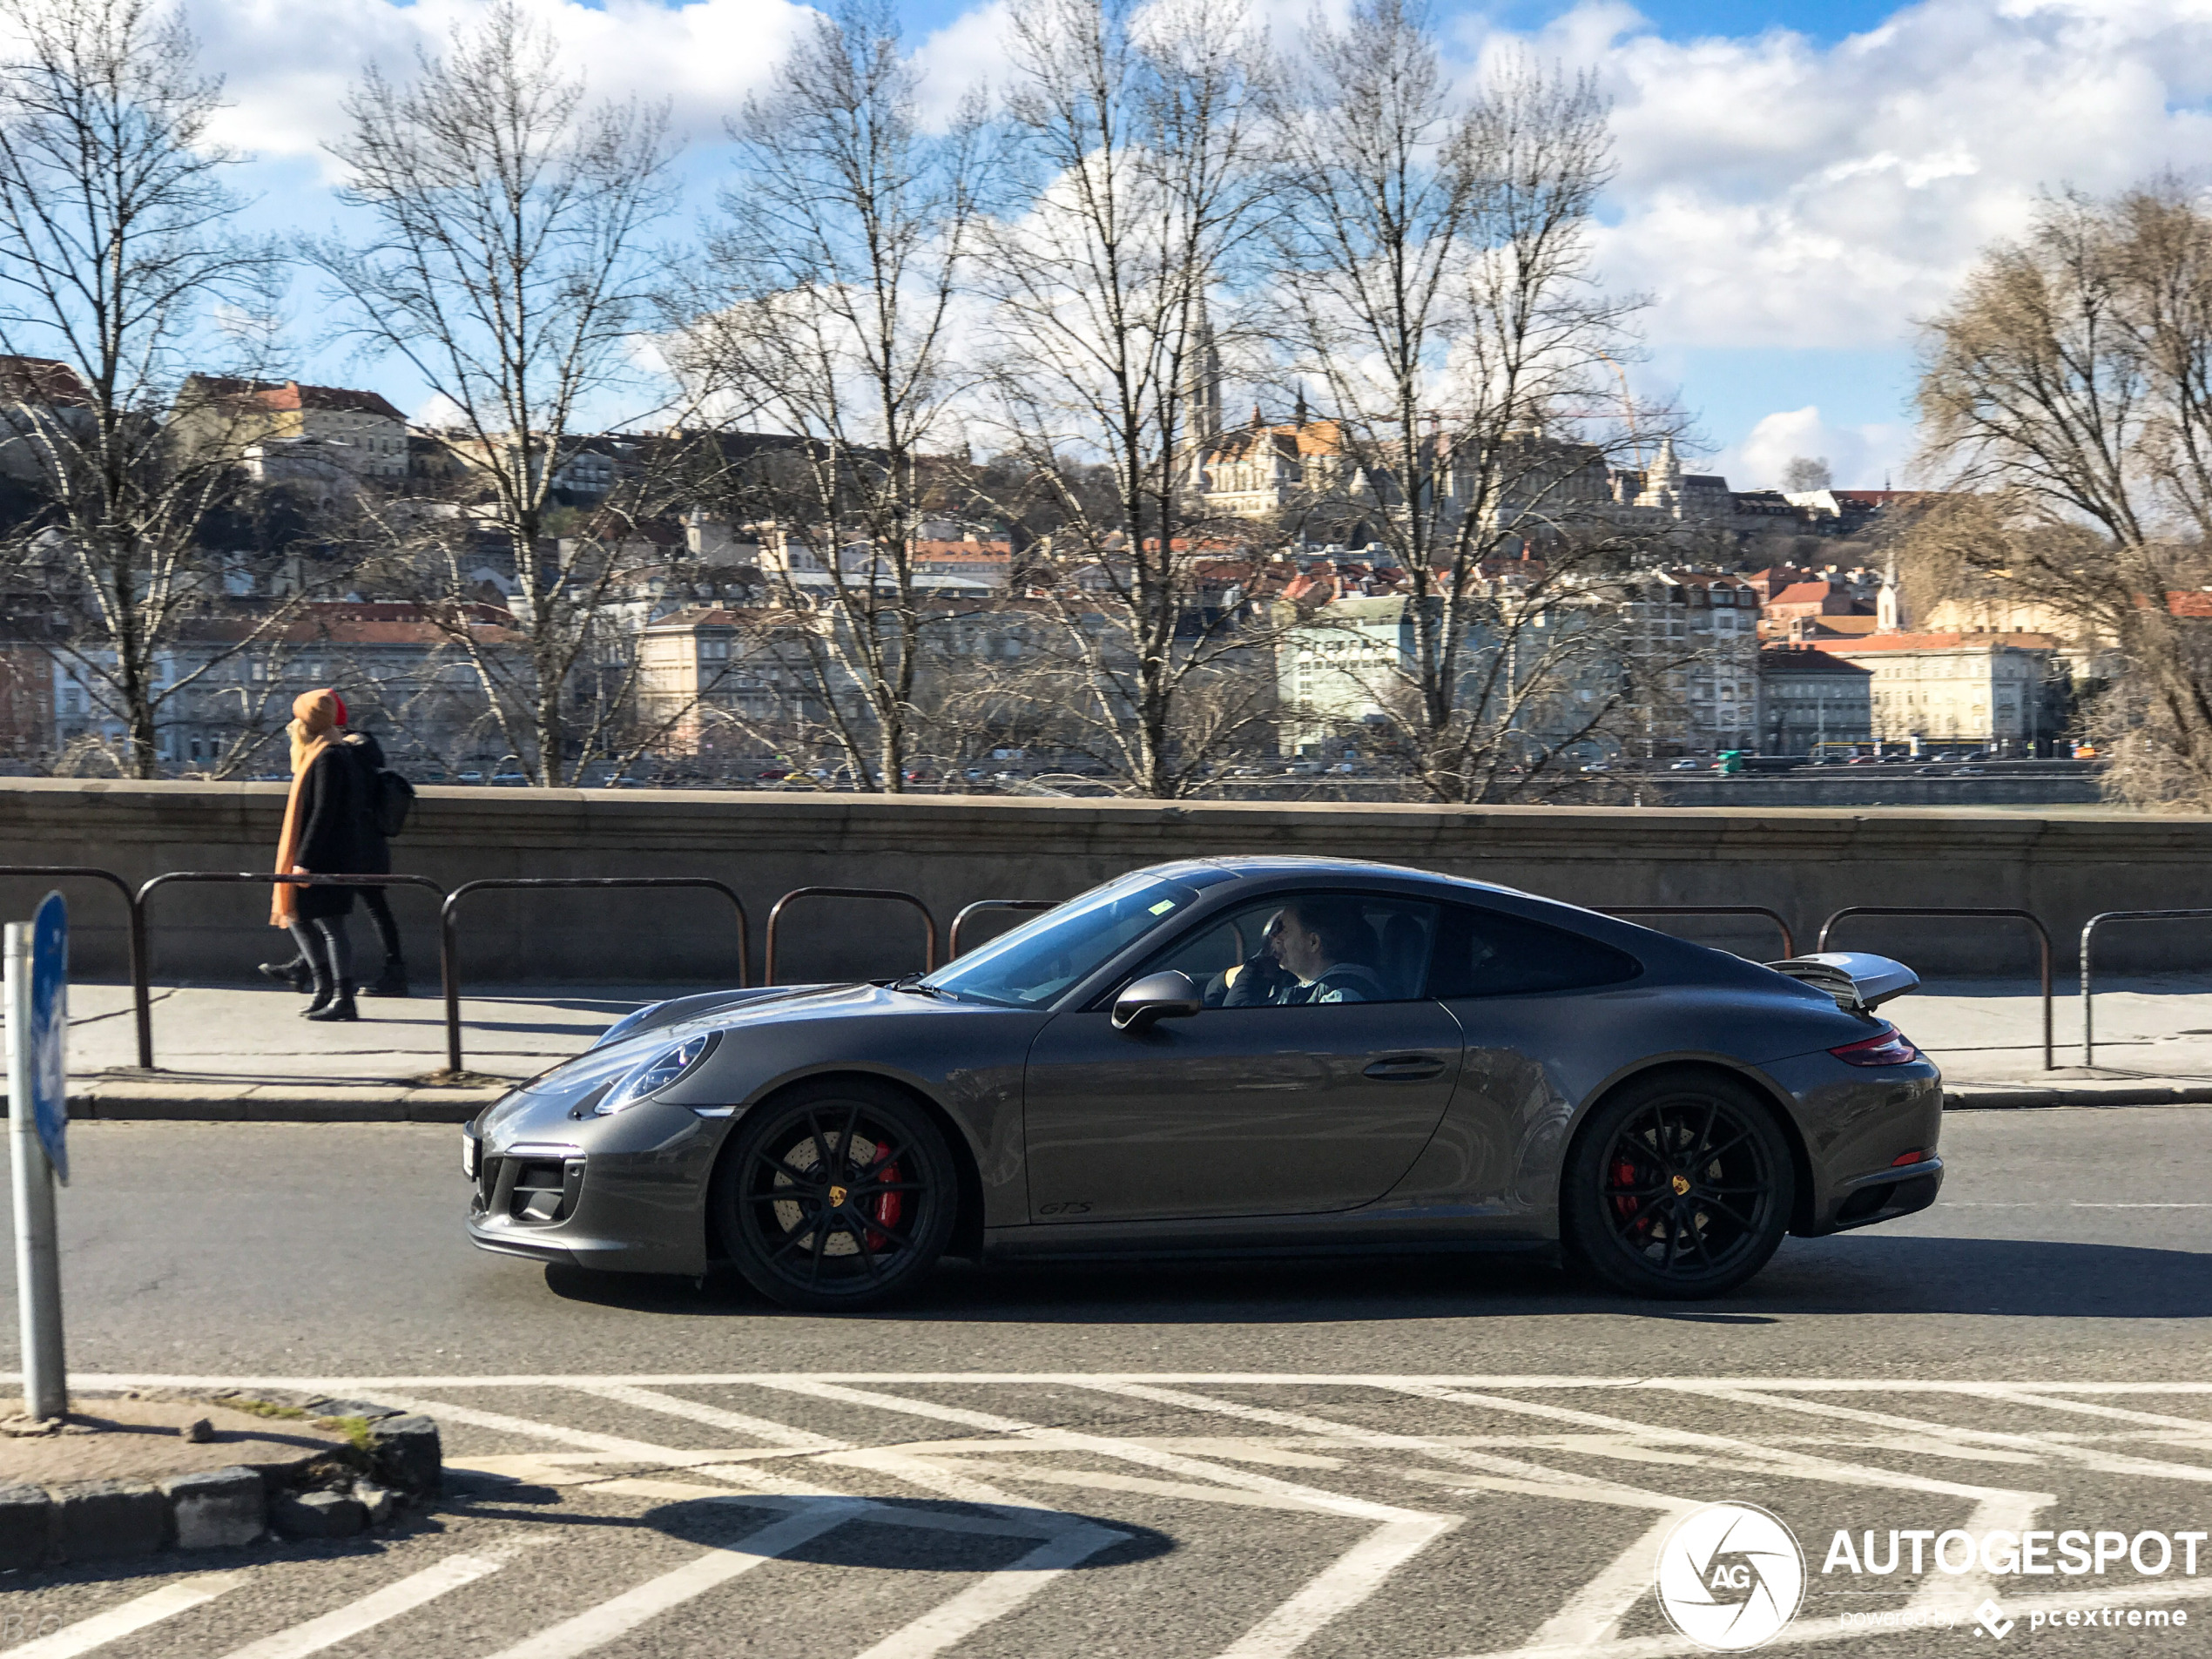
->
[482, 981, 984, 1129]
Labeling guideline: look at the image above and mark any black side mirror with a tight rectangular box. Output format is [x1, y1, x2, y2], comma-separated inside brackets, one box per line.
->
[1111, 969, 1202, 1033]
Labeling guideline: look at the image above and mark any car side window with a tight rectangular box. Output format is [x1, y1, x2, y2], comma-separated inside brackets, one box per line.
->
[1139, 894, 1438, 1007]
[1427, 904, 1642, 999]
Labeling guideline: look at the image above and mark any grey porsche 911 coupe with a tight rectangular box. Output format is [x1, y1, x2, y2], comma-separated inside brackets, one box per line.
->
[463, 857, 1944, 1308]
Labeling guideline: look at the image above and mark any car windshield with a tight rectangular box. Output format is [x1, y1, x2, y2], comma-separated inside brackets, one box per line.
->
[921, 873, 1197, 1008]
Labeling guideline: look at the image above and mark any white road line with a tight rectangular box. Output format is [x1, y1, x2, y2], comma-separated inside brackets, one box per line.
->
[822, 1444, 1092, 1525]
[1073, 1379, 1696, 1510]
[1971, 1387, 2212, 1435]
[1516, 1510, 1687, 1653]
[565, 1382, 852, 1451]
[478, 1500, 870, 1659]
[44, 1372, 2212, 1393]
[1379, 1383, 2060, 1503]
[1682, 1385, 2212, 1487]
[372, 1395, 771, 1469]
[6, 1575, 247, 1659]
[216, 1546, 531, 1659]
[848, 1523, 1128, 1659]
[738, 1376, 1433, 1523]
[1216, 1514, 1462, 1659]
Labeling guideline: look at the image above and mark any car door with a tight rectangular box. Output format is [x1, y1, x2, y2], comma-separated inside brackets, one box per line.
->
[1020, 892, 1464, 1222]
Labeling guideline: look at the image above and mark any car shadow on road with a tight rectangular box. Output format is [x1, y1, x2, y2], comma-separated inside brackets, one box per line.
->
[542, 1233, 2212, 1323]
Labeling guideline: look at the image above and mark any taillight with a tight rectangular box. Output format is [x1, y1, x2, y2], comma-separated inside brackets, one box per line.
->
[1891, 1148, 1929, 1166]
[1831, 1025, 1919, 1067]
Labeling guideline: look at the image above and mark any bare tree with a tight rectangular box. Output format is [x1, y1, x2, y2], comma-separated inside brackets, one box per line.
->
[1917, 181, 2212, 805]
[981, 0, 1279, 798]
[1780, 455, 1831, 492]
[314, 2, 681, 784]
[677, 0, 984, 792]
[0, 0, 293, 776]
[1269, 27, 1662, 799]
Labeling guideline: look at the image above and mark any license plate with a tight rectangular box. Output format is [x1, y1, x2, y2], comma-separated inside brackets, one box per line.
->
[462, 1130, 479, 1179]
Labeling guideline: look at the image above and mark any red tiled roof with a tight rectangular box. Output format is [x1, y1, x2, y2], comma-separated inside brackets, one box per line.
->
[1812, 631, 2059, 653]
[192, 377, 406, 421]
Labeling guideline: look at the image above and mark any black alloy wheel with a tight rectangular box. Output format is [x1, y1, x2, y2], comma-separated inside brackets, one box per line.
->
[713, 1078, 957, 1311]
[1561, 1071, 1795, 1299]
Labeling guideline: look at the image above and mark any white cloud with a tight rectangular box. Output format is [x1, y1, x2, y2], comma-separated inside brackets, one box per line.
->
[183, 0, 810, 173]
[158, 0, 2212, 457]
[1713, 404, 1912, 490]
[1487, 0, 2212, 351]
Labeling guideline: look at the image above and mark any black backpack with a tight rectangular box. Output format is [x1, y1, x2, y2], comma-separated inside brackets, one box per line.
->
[369, 766, 415, 839]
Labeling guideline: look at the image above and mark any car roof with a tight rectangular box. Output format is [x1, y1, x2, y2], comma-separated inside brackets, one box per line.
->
[1137, 854, 1528, 900]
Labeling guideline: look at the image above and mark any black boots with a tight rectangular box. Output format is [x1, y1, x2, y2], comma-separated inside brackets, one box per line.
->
[260, 956, 313, 992]
[361, 959, 409, 998]
[306, 980, 358, 1022]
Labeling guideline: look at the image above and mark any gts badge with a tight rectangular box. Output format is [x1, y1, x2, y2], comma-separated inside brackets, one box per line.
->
[1037, 1202, 1092, 1217]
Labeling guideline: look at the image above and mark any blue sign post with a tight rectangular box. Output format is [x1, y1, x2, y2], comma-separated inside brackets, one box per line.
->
[8, 891, 66, 1419]
[30, 892, 64, 1184]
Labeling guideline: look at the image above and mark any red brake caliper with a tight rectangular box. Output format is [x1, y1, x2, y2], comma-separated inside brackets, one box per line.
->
[867, 1157, 902, 1251]
[1610, 1157, 1651, 1238]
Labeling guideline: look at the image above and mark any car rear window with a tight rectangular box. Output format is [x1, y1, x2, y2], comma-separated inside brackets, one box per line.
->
[1427, 904, 1642, 999]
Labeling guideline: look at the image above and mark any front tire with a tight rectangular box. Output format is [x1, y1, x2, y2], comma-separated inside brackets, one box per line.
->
[1561, 1070, 1794, 1299]
[712, 1079, 957, 1311]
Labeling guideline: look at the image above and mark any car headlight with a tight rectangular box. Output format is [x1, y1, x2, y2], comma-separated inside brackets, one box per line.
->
[593, 1033, 717, 1114]
[593, 1001, 666, 1050]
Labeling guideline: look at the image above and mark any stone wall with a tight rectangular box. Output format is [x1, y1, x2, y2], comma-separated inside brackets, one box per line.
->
[2, 778, 2208, 983]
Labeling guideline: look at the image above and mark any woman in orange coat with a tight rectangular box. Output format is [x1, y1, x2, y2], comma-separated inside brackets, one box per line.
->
[270, 689, 368, 1022]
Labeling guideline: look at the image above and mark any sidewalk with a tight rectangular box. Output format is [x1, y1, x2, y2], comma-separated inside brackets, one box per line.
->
[9, 974, 2212, 1120]
[10, 981, 664, 1123]
[1880, 974, 2212, 1107]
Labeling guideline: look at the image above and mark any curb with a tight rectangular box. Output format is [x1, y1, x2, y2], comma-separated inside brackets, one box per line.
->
[1945, 1082, 2212, 1109]
[0, 1394, 442, 1574]
[6, 1086, 502, 1123]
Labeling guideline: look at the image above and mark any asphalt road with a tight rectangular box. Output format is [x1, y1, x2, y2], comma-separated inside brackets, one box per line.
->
[0, 1109, 2207, 1657]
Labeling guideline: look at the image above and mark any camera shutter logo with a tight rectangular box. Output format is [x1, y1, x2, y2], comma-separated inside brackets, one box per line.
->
[1655, 1502, 1806, 1650]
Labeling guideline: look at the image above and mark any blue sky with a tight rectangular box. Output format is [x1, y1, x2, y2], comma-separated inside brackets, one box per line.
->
[178, 0, 2212, 491]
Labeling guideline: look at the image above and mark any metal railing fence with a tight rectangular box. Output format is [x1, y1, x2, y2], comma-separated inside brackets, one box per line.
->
[0, 866, 143, 1058]
[2077, 909, 2212, 1066]
[0, 864, 2158, 1085]
[1818, 906, 2054, 1070]
[438, 878, 752, 1075]
[133, 872, 449, 1071]
[765, 887, 937, 985]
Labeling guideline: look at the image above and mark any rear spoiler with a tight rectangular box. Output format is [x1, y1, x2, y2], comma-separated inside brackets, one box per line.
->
[1764, 951, 1920, 1014]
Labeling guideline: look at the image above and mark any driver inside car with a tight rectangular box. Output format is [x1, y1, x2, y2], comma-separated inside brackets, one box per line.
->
[1221, 900, 1389, 1005]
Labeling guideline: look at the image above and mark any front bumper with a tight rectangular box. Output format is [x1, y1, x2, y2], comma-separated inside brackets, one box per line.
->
[462, 1091, 725, 1276]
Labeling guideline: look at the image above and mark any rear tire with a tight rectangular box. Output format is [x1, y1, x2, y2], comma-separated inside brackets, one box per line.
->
[1561, 1069, 1794, 1299]
[712, 1078, 956, 1312]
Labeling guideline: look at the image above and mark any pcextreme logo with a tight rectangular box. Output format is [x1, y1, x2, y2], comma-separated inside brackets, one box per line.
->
[1656, 1502, 1809, 1651]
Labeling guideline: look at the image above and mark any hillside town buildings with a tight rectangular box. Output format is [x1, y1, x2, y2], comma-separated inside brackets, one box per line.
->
[0, 334, 2101, 780]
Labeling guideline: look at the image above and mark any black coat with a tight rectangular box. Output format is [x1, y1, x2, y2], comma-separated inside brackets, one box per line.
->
[341, 731, 392, 877]
[289, 744, 367, 919]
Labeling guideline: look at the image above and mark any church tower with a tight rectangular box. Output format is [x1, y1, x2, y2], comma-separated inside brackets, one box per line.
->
[1877, 557, 1905, 632]
[1184, 291, 1223, 442]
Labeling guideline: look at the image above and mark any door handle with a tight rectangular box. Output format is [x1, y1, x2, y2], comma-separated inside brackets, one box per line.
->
[1364, 1055, 1446, 1081]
